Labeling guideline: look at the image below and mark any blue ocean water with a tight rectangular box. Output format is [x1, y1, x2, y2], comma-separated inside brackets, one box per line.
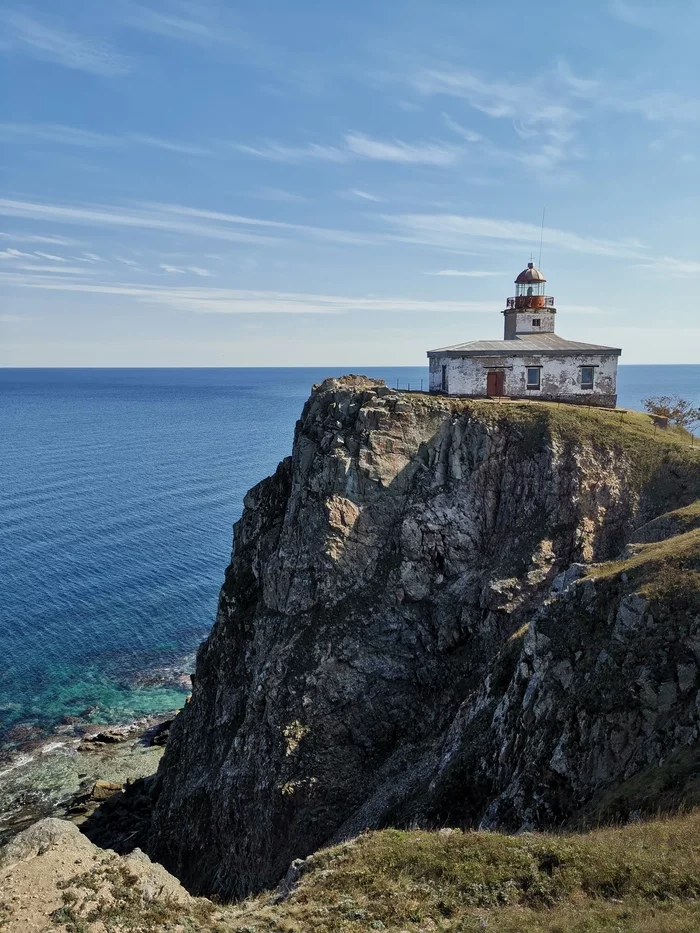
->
[1, 366, 698, 747]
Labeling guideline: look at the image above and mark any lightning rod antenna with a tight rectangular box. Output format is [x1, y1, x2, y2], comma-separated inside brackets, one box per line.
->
[538, 207, 546, 268]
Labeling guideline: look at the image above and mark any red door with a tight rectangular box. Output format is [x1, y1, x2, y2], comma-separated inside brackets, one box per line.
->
[487, 371, 505, 397]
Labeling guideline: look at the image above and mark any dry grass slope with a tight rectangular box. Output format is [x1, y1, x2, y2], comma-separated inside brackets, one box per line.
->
[42, 812, 700, 932]
[225, 810, 700, 932]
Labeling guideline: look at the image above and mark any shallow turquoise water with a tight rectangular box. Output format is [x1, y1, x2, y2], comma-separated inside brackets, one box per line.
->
[1, 366, 698, 747]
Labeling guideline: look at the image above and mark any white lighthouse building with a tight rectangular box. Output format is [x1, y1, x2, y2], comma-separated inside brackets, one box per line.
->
[427, 262, 621, 408]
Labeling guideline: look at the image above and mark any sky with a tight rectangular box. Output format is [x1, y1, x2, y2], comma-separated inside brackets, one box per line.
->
[1, 0, 700, 367]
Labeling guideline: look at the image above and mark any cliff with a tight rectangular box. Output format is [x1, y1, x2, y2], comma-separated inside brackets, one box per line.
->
[149, 376, 700, 900]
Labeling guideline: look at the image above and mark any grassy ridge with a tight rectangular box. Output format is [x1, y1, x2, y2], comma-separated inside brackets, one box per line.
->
[225, 811, 700, 932]
[49, 811, 700, 931]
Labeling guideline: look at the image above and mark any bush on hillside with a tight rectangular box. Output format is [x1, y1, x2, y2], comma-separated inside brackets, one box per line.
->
[642, 395, 700, 432]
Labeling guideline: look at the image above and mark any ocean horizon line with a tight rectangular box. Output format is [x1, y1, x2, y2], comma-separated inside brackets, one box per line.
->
[2, 363, 699, 371]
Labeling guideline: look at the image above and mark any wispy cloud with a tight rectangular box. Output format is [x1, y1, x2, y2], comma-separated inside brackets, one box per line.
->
[607, 91, 700, 123]
[383, 213, 648, 259]
[424, 269, 501, 277]
[556, 61, 700, 124]
[443, 113, 574, 176]
[7, 264, 94, 275]
[159, 263, 213, 276]
[248, 187, 308, 204]
[232, 132, 462, 167]
[230, 141, 348, 163]
[120, 1, 255, 50]
[0, 123, 211, 155]
[34, 251, 67, 261]
[2, 10, 130, 76]
[407, 65, 576, 132]
[0, 123, 117, 147]
[119, 133, 210, 155]
[0, 198, 281, 246]
[0, 197, 388, 252]
[346, 189, 383, 202]
[141, 202, 382, 245]
[0, 274, 498, 315]
[344, 132, 461, 166]
[0, 196, 661, 265]
[0, 248, 34, 259]
[383, 54, 700, 191]
[0, 231, 78, 246]
[634, 256, 700, 276]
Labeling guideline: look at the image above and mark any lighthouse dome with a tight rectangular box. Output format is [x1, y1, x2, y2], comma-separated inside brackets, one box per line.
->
[515, 262, 546, 284]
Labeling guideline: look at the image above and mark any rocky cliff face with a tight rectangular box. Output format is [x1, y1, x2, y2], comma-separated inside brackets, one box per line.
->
[149, 376, 700, 899]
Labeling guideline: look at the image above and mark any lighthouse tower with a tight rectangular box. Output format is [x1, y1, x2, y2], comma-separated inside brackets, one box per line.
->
[503, 261, 556, 339]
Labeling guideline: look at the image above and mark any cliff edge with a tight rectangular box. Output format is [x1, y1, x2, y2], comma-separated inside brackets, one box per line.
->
[149, 376, 700, 899]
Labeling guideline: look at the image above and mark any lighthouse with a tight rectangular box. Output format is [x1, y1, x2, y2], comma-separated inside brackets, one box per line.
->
[503, 262, 556, 339]
[427, 261, 621, 407]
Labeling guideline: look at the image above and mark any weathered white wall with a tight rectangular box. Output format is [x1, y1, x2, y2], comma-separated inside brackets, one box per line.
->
[502, 310, 556, 338]
[429, 352, 619, 406]
[516, 311, 556, 334]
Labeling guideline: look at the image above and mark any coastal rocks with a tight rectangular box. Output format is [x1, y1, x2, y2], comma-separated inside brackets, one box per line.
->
[144, 718, 173, 747]
[90, 779, 123, 801]
[79, 776, 158, 854]
[149, 376, 700, 900]
[78, 725, 138, 750]
[0, 715, 173, 847]
[0, 818, 193, 932]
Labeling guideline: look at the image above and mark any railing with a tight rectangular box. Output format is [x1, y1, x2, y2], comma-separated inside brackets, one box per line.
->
[506, 296, 555, 309]
[394, 378, 427, 392]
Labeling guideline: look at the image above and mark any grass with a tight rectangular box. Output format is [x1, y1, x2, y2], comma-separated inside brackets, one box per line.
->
[588, 525, 700, 605]
[51, 861, 221, 933]
[225, 811, 700, 932]
[46, 811, 700, 931]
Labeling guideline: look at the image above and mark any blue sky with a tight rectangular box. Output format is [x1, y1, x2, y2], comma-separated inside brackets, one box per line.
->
[1, 0, 700, 366]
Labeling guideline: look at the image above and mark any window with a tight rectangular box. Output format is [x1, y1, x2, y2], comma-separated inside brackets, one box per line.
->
[581, 366, 595, 390]
[441, 364, 448, 392]
[532, 318, 541, 327]
[526, 367, 541, 390]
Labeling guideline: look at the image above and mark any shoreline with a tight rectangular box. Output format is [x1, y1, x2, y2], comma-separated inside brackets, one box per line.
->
[0, 657, 194, 761]
[0, 630, 203, 859]
[0, 620, 196, 849]
[0, 708, 187, 846]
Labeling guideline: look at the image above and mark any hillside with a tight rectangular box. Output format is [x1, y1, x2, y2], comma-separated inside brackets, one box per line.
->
[4, 810, 700, 931]
[146, 376, 700, 899]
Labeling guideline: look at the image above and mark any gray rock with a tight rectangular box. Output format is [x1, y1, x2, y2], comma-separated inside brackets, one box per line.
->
[0, 818, 83, 869]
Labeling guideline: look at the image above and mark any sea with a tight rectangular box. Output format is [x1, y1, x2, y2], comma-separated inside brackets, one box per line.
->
[1, 366, 699, 753]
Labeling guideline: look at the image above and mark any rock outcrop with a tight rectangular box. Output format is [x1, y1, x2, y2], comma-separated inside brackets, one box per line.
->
[0, 818, 193, 932]
[149, 376, 700, 899]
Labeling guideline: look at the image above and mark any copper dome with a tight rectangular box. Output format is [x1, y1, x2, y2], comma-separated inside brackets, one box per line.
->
[515, 262, 546, 284]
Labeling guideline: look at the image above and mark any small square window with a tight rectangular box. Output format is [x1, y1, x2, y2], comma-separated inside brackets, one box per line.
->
[581, 366, 595, 389]
[526, 367, 541, 390]
[532, 318, 541, 327]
